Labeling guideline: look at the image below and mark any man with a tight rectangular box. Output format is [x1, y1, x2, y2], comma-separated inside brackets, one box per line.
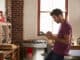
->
[45, 9, 72, 60]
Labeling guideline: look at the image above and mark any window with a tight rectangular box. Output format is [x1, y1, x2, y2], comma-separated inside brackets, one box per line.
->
[38, 0, 68, 35]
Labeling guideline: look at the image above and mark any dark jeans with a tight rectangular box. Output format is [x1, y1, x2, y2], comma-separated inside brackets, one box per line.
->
[45, 50, 64, 60]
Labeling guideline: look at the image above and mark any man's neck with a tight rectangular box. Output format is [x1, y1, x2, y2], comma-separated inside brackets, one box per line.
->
[60, 19, 65, 23]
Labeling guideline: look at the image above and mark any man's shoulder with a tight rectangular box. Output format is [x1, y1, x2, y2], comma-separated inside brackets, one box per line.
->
[65, 21, 72, 28]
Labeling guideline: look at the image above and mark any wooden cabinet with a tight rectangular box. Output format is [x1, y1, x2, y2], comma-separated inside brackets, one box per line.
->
[0, 44, 19, 60]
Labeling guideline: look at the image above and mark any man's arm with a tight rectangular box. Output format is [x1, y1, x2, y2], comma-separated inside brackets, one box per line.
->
[52, 34, 72, 44]
[46, 31, 72, 44]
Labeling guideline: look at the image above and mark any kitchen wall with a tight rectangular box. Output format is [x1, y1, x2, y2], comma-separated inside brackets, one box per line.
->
[23, 0, 39, 40]
[68, 0, 80, 43]
[23, 0, 80, 41]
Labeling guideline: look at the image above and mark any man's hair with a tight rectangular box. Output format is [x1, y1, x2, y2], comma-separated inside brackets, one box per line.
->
[50, 9, 63, 16]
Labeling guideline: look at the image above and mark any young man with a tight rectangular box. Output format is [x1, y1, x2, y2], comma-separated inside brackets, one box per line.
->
[45, 9, 72, 60]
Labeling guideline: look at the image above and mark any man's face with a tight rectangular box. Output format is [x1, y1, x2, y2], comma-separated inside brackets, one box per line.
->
[0, 12, 2, 16]
[52, 15, 61, 23]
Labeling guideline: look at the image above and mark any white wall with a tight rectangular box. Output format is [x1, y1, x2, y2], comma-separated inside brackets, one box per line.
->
[0, 0, 5, 15]
[23, 0, 39, 40]
[68, 0, 80, 42]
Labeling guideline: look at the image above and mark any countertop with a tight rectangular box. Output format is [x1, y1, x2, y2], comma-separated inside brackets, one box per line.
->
[71, 45, 80, 50]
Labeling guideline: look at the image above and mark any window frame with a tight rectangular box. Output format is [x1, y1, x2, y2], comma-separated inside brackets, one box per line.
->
[37, 0, 68, 35]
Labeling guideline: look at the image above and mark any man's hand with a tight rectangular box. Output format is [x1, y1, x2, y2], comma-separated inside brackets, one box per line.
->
[46, 31, 53, 39]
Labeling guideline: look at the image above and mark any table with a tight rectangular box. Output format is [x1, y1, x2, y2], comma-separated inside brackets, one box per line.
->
[0, 44, 20, 60]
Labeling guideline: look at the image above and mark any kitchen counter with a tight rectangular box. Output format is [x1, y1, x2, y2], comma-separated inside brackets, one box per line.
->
[71, 45, 80, 50]
[65, 45, 80, 60]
